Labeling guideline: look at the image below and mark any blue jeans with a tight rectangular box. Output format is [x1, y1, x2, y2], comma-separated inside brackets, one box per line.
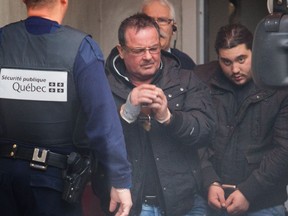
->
[140, 194, 209, 216]
[209, 204, 286, 216]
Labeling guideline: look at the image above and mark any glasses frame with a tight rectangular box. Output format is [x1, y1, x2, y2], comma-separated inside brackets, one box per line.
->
[122, 45, 161, 56]
[154, 17, 174, 26]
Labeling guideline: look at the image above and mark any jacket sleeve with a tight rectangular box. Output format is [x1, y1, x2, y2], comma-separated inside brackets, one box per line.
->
[193, 62, 222, 191]
[74, 37, 131, 189]
[198, 146, 221, 191]
[238, 91, 288, 202]
[165, 71, 216, 148]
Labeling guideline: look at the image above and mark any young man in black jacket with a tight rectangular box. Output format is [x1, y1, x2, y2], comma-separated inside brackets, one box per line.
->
[195, 23, 288, 216]
[93, 13, 215, 216]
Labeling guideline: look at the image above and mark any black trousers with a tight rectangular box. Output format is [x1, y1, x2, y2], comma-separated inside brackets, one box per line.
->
[0, 158, 82, 216]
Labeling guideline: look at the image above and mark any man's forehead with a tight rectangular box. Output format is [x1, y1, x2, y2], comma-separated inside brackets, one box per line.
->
[219, 44, 250, 59]
[143, 2, 170, 17]
[125, 27, 160, 43]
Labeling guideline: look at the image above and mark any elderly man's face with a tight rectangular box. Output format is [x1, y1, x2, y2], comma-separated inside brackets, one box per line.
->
[117, 26, 161, 85]
[142, 1, 174, 51]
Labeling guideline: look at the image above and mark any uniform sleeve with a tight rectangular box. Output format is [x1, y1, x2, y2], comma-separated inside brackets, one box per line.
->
[73, 36, 131, 188]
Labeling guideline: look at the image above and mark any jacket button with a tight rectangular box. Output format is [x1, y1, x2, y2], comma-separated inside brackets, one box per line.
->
[180, 87, 184, 91]
[168, 94, 172, 98]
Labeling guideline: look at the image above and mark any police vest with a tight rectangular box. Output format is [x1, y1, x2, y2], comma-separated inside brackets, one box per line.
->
[0, 21, 88, 148]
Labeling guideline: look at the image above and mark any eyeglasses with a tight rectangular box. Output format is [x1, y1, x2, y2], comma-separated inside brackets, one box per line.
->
[154, 17, 174, 26]
[123, 45, 161, 56]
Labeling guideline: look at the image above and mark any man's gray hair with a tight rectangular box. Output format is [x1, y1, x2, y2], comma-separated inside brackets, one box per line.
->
[140, 0, 176, 21]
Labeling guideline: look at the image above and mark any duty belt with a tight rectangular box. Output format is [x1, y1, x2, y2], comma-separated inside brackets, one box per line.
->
[0, 144, 67, 170]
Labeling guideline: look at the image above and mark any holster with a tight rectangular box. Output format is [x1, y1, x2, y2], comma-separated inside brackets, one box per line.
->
[62, 152, 92, 204]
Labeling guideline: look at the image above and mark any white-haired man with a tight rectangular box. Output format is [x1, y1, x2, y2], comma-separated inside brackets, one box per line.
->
[141, 0, 196, 70]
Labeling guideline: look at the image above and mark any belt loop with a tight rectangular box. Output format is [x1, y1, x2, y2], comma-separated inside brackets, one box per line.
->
[143, 195, 158, 206]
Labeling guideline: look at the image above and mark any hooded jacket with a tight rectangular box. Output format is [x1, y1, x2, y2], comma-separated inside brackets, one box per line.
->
[94, 48, 215, 216]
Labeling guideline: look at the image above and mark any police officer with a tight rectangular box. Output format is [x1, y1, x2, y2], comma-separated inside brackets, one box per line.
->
[0, 0, 132, 216]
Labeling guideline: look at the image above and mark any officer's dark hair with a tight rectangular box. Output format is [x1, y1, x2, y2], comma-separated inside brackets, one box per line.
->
[215, 23, 253, 55]
[118, 13, 160, 47]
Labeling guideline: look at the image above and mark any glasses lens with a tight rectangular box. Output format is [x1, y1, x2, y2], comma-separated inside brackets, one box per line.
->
[149, 46, 160, 54]
[124, 46, 160, 56]
[131, 48, 145, 55]
[155, 18, 173, 26]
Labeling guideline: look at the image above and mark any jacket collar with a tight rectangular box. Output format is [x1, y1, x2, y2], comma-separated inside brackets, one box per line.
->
[210, 62, 276, 100]
[106, 47, 183, 99]
[106, 47, 180, 85]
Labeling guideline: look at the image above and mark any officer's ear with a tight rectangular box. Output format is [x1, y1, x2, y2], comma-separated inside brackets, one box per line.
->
[117, 44, 125, 59]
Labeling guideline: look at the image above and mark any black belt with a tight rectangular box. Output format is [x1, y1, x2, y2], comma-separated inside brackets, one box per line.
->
[0, 144, 67, 170]
[143, 195, 159, 206]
